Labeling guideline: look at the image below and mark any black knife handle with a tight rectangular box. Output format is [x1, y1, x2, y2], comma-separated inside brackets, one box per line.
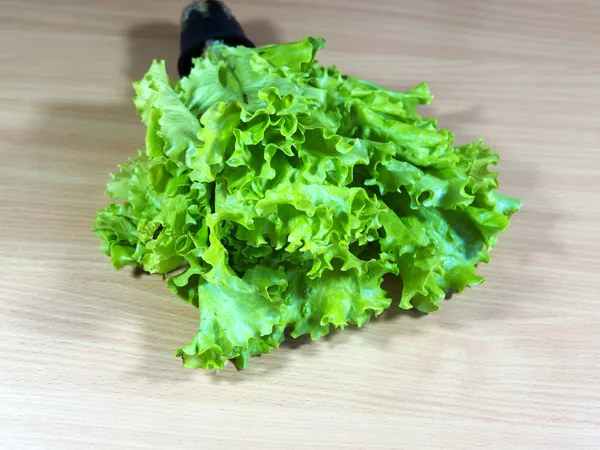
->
[178, 0, 255, 77]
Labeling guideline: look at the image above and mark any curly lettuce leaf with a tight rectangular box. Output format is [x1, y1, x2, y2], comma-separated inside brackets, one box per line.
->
[94, 37, 522, 370]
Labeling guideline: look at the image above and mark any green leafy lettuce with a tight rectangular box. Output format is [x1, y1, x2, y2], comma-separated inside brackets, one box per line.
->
[94, 37, 522, 370]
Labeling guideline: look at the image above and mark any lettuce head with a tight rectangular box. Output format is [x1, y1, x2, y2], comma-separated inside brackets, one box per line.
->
[94, 37, 522, 370]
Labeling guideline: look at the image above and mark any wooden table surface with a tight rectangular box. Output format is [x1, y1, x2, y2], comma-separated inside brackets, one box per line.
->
[2, 0, 599, 448]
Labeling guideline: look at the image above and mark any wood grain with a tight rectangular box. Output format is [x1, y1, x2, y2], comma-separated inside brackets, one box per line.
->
[1, 0, 599, 448]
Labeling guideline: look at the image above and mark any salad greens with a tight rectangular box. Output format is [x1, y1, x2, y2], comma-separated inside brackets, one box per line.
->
[94, 37, 522, 370]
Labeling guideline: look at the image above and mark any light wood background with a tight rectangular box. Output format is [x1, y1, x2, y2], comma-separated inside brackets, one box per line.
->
[1, 0, 599, 448]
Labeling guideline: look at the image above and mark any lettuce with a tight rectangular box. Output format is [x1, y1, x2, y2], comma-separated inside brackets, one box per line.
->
[94, 37, 522, 370]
